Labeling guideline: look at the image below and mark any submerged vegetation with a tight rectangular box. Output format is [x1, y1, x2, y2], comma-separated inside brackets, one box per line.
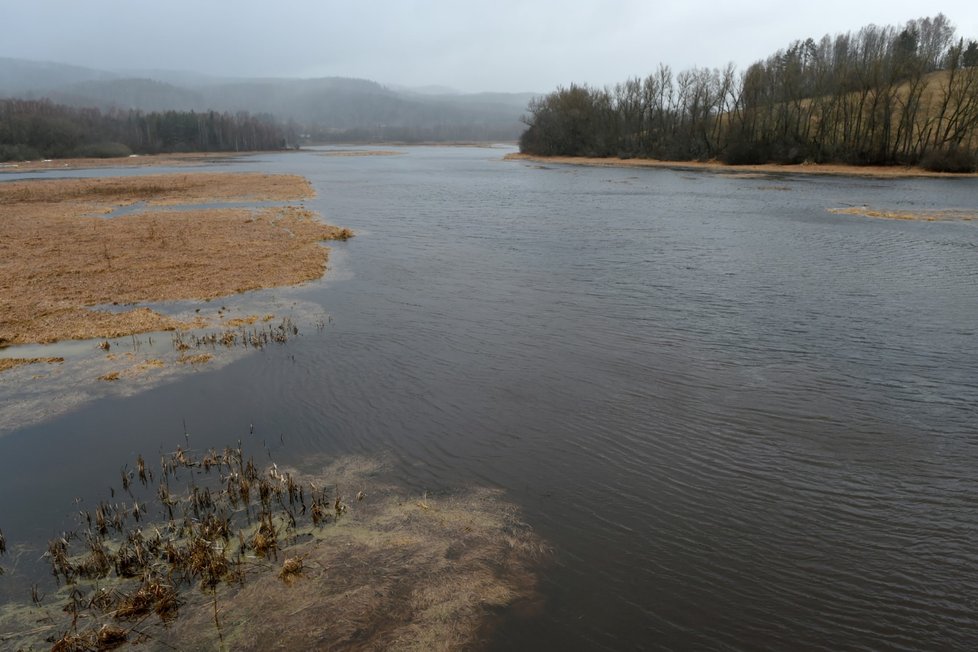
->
[0, 442, 545, 650]
[520, 14, 978, 170]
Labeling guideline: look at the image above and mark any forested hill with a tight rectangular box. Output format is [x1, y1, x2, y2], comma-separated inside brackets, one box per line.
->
[519, 14, 978, 172]
[0, 58, 533, 144]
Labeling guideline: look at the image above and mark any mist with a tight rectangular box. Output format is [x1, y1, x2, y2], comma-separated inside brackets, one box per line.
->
[2, 0, 977, 93]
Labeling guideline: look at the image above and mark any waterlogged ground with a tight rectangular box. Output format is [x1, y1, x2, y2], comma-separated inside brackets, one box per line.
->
[0, 170, 351, 434]
[0, 172, 350, 347]
[0, 452, 543, 651]
[0, 294, 329, 434]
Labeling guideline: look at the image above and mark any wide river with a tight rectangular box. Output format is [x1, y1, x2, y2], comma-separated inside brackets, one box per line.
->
[2, 146, 977, 650]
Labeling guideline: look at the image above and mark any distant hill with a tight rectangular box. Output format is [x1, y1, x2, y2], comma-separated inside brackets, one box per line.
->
[0, 57, 116, 94]
[48, 78, 205, 112]
[0, 58, 535, 142]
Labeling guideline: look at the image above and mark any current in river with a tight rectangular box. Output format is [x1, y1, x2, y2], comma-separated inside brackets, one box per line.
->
[1, 146, 977, 650]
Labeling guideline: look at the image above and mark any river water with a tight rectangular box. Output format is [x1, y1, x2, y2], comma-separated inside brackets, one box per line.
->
[2, 146, 978, 650]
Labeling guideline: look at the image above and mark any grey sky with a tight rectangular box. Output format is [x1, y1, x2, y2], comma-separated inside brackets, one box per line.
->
[2, 1, 977, 92]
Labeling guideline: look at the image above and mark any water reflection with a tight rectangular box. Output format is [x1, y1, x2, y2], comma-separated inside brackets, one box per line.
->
[2, 146, 977, 650]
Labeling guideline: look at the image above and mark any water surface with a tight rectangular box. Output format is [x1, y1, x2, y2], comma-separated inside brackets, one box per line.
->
[2, 146, 977, 650]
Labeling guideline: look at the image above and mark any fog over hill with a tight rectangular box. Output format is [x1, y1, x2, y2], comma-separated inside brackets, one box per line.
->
[0, 57, 535, 142]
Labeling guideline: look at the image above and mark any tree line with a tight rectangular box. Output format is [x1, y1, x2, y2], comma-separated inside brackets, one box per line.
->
[0, 99, 294, 162]
[520, 15, 978, 171]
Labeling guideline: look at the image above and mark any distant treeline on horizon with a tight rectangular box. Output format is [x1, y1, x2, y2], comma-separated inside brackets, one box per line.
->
[519, 14, 978, 171]
[0, 100, 291, 161]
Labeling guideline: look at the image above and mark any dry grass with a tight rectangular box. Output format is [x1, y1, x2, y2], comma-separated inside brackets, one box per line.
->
[505, 152, 978, 178]
[0, 171, 313, 205]
[828, 206, 978, 221]
[136, 358, 165, 370]
[178, 353, 214, 366]
[278, 556, 304, 584]
[0, 151, 259, 173]
[0, 173, 351, 348]
[223, 314, 275, 327]
[0, 357, 64, 372]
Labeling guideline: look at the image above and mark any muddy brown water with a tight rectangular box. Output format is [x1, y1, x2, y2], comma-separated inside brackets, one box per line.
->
[2, 146, 978, 650]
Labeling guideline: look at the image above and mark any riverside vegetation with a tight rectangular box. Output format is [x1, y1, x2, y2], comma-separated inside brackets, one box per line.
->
[519, 14, 978, 171]
[0, 442, 545, 650]
[0, 172, 352, 366]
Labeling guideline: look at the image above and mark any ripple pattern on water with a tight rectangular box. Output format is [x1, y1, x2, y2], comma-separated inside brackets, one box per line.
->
[2, 147, 977, 650]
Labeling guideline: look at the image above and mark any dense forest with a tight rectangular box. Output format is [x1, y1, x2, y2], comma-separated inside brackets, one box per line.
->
[0, 99, 292, 161]
[520, 15, 978, 171]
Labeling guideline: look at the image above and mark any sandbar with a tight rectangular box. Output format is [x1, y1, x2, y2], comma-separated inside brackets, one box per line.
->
[828, 206, 978, 221]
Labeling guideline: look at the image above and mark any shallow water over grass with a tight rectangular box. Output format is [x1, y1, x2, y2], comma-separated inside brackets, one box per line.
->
[2, 146, 978, 649]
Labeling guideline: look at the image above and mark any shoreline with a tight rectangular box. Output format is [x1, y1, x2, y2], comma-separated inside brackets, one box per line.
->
[0, 170, 352, 429]
[0, 151, 268, 174]
[504, 152, 978, 179]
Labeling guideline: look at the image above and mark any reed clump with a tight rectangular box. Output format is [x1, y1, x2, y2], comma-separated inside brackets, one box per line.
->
[171, 316, 300, 354]
[278, 556, 304, 584]
[4, 443, 314, 649]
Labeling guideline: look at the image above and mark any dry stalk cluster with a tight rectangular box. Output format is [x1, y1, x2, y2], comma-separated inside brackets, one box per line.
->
[37, 443, 348, 650]
[171, 316, 299, 353]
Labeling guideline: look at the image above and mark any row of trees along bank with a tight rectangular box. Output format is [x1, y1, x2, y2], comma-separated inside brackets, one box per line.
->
[519, 15, 978, 172]
[0, 99, 295, 162]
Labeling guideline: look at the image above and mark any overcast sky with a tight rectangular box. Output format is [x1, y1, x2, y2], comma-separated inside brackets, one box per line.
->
[2, 1, 977, 93]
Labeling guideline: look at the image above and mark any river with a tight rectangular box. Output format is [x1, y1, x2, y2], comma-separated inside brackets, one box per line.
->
[1, 146, 977, 650]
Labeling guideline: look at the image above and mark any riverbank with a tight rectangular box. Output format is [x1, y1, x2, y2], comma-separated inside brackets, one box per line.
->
[0, 151, 268, 173]
[0, 172, 351, 350]
[504, 152, 978, 179]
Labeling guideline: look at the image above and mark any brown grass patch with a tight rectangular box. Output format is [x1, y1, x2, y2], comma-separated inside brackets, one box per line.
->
[0, 357, 64, 372]
[828, 207, 978, 221]
[222, 314, 275, 327]
[0, 173, 351, 346]
[178, 353, 214, 366]
[0, 151, 257, 173]
[0, 171, 313, 205]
